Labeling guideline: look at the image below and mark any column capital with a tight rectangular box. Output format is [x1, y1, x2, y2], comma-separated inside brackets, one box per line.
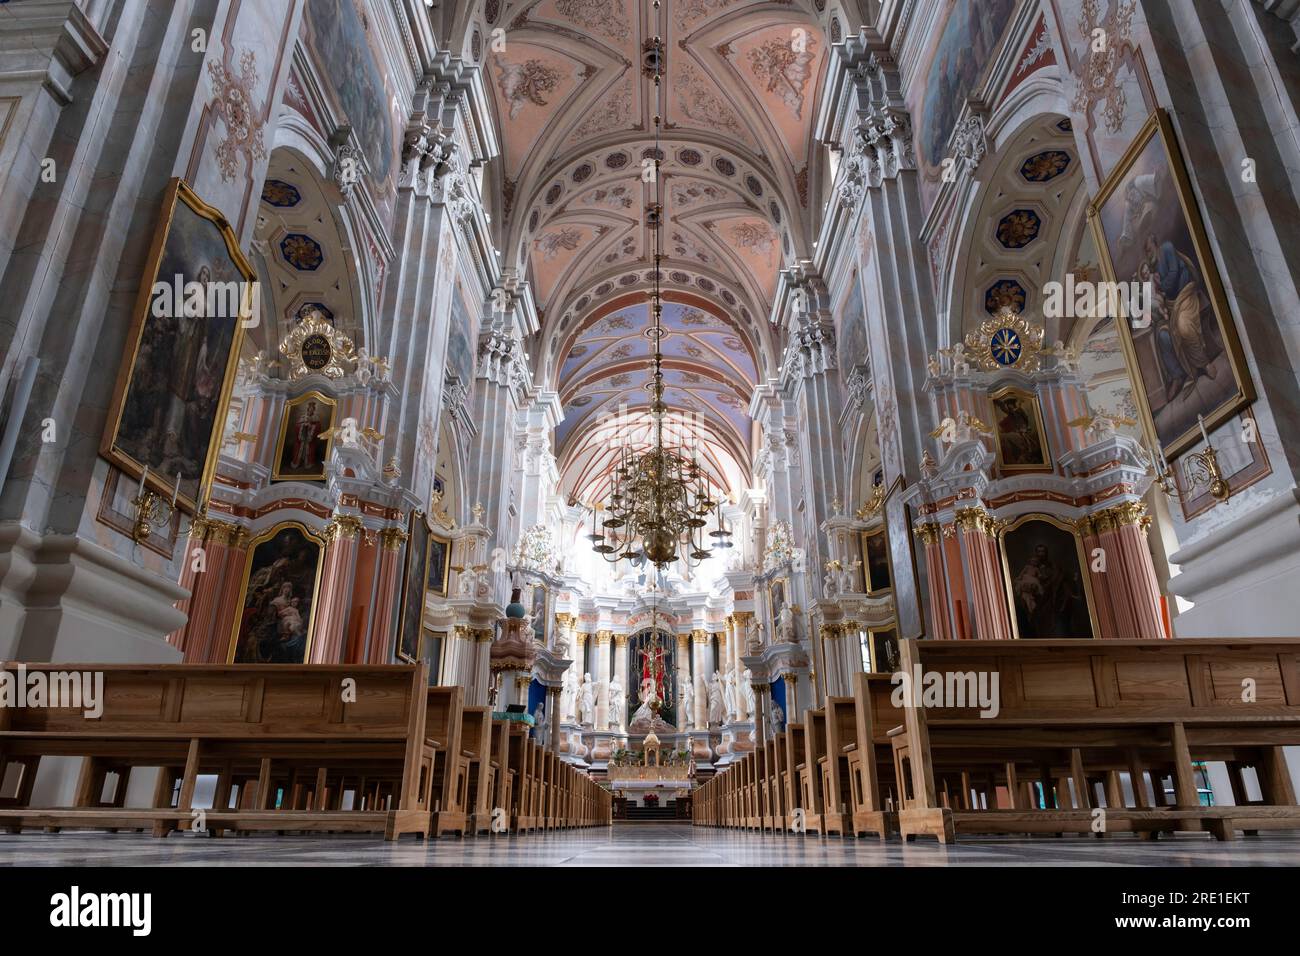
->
[322, 515, 364, 543]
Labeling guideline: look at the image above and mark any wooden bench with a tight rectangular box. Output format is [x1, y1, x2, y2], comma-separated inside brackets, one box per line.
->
[892, 638, 1300, 843]
[425, 685, 466, 837]
[798, 709, 826, 834]
[460, 706, 495, 834]
[847, 672, 901, 838]
[0, 663, 437, 840]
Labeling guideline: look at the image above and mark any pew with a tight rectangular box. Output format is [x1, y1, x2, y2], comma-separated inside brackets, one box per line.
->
[488, 718, 514, 834]
[798, 709, 826, 834]
[847, 672, 901, 838]
[0, 663, 437, 840]
[782, 723, 805, 831]
[425, 685, 467, 837]
[892, 638, 1300, 843]
[820, 697, 857, 836]
[460, 706, 495, 834]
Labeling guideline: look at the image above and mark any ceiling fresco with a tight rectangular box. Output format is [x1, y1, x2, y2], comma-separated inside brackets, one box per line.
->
[487, 0, 829, 502]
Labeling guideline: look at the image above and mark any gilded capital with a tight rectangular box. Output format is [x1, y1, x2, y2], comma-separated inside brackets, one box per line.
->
[379, 527, 408, 551]
[323, 515, 363, 543]
[954, 507, 995, 536]
[596, 630, 613, 645]
[691, 628, 710, 644]
[613, 632, 628, 647]
[915, 522, 941, 546]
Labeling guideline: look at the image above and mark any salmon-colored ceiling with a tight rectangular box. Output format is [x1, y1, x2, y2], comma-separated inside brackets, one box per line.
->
[486, 0, 829, 501]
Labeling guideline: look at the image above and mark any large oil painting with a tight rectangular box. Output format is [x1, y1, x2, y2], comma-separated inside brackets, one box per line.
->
[1089, 110, 1254, 459]
[910, 0, 1019, 209]
[103, 179, 252, 512]
[395, 510, 431, 663]
[426, 532, 451, 598]
[991, 386, 1051, 472]
[230, 523, 324, 663]
[304, 0, 397, 187]
[837, 273, 868, 373]
[272, 390, 336, 481]
[999, 516, 1095, 640]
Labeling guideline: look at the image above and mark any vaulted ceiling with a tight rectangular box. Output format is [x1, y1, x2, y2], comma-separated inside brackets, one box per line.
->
[482, 0, 830, 502]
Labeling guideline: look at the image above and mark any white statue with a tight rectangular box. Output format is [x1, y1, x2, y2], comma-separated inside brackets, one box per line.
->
[533, 701, 546, 747]
[722, 669, 738, 722]
[678, 672, 695, 730]
[579, 673, 594, 727]
[560, 668, 577, 722]
[741, 669, 756, 718]
[355, 346, 373, 385]
[823, 564, 840, 598]
[707, 671, 724, 727]
[630, 676, 659, 728]
[769, 701, 785, 736]
[777, 604, 797, 644]
[607, 675, 625, 731]
[951, 341, 970, 375]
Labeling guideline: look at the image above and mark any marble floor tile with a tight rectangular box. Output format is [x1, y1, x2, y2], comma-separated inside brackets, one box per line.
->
[2, 824, 1299, 866]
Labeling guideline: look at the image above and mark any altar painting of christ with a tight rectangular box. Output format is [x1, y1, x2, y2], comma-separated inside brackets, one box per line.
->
[272, 391, 336, 481]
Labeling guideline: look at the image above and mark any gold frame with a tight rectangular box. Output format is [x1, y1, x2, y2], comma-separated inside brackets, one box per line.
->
[426, 531, 453, 598]
[989, 385, 1052, 473]
[271, 390, 337, 482]
[997, 513, 1099, 640]
[883, 480, 927, 640]
[101, 178, 254, 514]
[227, 520, 326, 664]
[1086, 109, 1255, 460]
[859, 527, 893, 597]
[766, 576, 790, 632]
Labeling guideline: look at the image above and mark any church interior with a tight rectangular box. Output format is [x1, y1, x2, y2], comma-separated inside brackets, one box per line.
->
[2, 0, 1300, 882]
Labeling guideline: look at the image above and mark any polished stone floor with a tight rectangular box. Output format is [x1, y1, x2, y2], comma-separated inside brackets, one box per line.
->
[3, 823, 1300, 866]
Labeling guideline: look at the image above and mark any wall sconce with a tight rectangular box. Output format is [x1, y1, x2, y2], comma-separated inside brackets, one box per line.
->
[129, 466, 209, 543]
[1152, 415, 1230, 503]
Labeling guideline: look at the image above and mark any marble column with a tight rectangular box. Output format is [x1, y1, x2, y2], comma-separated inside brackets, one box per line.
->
[548, 686, 561, 753]
[692, 629, 710, 729]
[594, 630, 612, 731]
[367, 528, 406, 663]
[168, 519, 249, 664]
[310, 516, 362, 664]
[612, 633, 628, 731]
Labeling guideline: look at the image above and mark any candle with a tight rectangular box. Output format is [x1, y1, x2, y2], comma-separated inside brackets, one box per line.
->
[1198, 414, 1211, 446]
[171, 472, 181, 508]
[138, 464, 149, 497]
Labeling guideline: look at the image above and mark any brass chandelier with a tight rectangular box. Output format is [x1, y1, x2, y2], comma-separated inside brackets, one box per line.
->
[588, 0, 732, 570]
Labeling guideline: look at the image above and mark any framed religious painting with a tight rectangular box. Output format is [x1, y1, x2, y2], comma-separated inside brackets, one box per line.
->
[859, 528, 892, 596]
[998, 514, 1097, 640]
[394, 510, 430, 663]
[884, 480, 927, 640]
[102, 178, 255, 513]
[868, 628, 901, 675]
[426, 532, 452, 598]
[229, 522, 324, 664]
[767, 576, 789, 628]
[990, 386, 1051, 472]
[1087, 110, 1255, 460]
[272, 391, 336, 482]
[528, 581, 548, 646]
